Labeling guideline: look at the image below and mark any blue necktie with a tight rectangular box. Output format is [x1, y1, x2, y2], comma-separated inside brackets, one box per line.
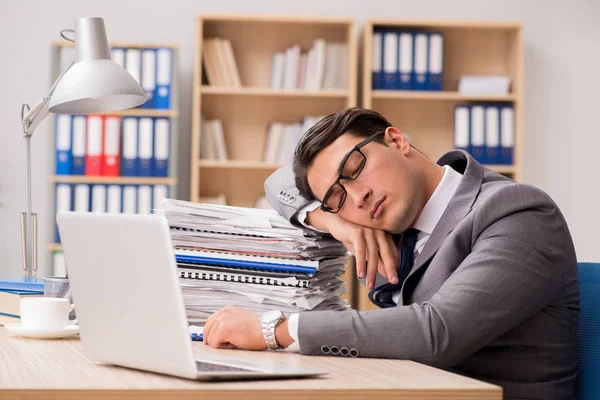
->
[368, 228, 419, 308]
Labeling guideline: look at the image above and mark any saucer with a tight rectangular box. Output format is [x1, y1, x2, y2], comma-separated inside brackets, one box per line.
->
[4, 323, 79, 339]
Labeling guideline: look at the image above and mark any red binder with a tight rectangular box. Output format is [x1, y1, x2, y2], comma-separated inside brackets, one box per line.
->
[85, 115, 103, 176]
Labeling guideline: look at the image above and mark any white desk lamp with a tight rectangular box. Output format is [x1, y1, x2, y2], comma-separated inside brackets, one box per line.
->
[19, 17, 146, 280]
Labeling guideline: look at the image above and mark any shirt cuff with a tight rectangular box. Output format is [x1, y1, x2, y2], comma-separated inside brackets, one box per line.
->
[283, 313, 300, 352]
[296, 201, 326, 233]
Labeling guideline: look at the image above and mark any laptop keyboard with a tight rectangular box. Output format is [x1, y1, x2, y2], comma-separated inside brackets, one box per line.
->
[196, 360, 257, 373]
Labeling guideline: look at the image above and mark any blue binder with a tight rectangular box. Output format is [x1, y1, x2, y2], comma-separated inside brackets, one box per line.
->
[155, 48, 173, 109]
[454, 105, 471, 154]
[138, 117, 154, 177]
[71, 116, 87, 175]
[397, 31, 413, 90]
[55, 114, 72, 175]
[426, 32, 443, 91]
[140, 48, 156, 109]
[484, 105, 501, 165]
[121, 117, 139, 176]
[411, 32, 429, 91]
[500, 105, 515, 165]
[372, 28, 383, 90]
[153, 118, 170, 177]
[470, 105, 486, 163]
[175, 254, 318, 275]
[381, 29, 398, 90]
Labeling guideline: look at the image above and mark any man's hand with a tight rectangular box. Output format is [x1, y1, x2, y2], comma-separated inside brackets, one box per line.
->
[203, 305, 267, 350]
[306, 208, 399, 290]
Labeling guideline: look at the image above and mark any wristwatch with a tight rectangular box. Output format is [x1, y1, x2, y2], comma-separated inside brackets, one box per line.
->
[260, 310, 286, 350]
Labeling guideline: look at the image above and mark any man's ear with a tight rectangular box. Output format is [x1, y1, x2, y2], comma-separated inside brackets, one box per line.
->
[384, 127, 410, 155]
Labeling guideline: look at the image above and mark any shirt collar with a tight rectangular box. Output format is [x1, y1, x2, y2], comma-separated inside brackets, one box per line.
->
[413, 165, 463, 235]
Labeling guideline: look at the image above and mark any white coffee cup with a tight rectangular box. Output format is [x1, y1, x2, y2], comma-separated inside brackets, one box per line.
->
[20, 298, 75, 330]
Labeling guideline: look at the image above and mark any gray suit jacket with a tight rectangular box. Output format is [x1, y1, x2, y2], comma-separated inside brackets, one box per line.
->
[264, 150, 579, 400]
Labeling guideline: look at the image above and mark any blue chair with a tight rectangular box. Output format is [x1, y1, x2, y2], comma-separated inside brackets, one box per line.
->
[577, 262, 600, 400]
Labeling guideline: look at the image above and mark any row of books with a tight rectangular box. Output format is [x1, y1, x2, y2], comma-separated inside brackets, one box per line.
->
[372, 29, 443, 91]
[199, 117, 227, 160]
[263, 116, 323, 163]
[156, 199, 349, 326]
[202, 38, 242, 88]
[270, 40, 348, 91]
[55, 115, 171, 177]
[454, 104, 515, 165]
[60, 46, 174, 109]
[54, 183, 169, 242]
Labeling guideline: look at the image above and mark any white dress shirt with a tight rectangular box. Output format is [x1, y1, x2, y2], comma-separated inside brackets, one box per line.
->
[284, 165, 463, 352]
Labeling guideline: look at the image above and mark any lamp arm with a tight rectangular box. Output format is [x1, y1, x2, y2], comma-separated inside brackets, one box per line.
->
[21, 59, 74, 136]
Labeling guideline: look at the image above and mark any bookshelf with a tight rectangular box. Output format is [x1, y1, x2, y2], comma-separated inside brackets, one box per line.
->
[358, 19, 524, 311]
[46, 42, 180, 275]
[190, 14, 357, 306]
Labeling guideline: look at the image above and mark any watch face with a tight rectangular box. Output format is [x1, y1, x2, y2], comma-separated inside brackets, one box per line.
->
[261, 310, 283, 324]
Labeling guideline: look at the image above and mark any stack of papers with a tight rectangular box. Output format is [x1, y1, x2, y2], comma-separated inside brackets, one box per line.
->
[457, 75, 511, 95]
[155, 199, 350, 325]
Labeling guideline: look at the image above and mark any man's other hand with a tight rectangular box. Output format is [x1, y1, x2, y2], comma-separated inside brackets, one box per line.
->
[306, 208, 399, 290]
[203, 306, 266, 350]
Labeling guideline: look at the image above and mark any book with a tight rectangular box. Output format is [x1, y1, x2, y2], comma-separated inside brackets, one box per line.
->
[0, 289, 44, 318]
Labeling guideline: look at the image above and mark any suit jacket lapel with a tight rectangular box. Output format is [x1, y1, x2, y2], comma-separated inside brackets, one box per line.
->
[407, 151, 485, 279]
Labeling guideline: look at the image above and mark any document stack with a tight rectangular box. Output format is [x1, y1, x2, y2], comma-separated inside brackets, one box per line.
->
[155, 199, 350, 325]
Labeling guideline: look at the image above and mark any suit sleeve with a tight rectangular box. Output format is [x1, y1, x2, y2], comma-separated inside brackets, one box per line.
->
[295, 185, 577, 368]
[264, 164, 315, 227]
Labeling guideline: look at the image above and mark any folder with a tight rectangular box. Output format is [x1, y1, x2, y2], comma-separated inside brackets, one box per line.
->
[154, 118, 170, 177]
[102, 116, 120, 176]
[91, 184, 107, 213]
[137, 185, 152, 215]
[140, 48, 156, 108]
[55, 114, 72, 175]
[71, 115, 87, 175]
[125, 48, 141, 85]
[470, 105, 485, 163]
[500, 106, 515, 165]
[371, 29, 383, 90]
[85, 115, 103, 176]
[484, 106, 500, 165]
[454, 105, 471, 154]
[427, 32, 443, 91]
[155, 48, 173, 109]
[106, 185, 122, 214]
[398, 31, 413, 90]
[138, 117, 154, 176]
[73, 184, 90, 213]
[152, 185, 169, 211]
[412, 32, 428, 91]
[382, 30, 398, 90]
[110, 47, 126, 69]
[121, 117, 138, 176]
[122, 185, 137, 214]
[55, 183, 72, 242]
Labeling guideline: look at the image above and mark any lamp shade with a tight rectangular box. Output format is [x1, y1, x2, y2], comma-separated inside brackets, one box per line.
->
[48, 17, 147, 114]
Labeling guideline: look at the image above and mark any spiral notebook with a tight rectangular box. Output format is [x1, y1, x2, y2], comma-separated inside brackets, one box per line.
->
[178, 268, 310, 288]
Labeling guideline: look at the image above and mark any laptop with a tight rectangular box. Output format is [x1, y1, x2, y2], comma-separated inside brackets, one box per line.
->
[56, 211, 326, 381]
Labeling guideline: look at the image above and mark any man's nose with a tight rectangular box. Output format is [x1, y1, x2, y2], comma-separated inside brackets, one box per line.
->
[345, 180, 372, 208]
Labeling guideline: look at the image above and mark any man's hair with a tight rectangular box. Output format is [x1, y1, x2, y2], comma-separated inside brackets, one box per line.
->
[292, 107, 393, 200]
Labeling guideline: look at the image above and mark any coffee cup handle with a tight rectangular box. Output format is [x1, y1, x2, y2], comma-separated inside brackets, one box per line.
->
[69, 304, 78, 325]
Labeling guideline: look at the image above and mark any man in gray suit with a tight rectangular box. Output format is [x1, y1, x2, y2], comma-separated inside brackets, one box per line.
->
[203, 108, 579, 399]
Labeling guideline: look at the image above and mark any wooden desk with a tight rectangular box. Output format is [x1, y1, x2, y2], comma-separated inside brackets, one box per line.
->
[0, 326, 501, 399]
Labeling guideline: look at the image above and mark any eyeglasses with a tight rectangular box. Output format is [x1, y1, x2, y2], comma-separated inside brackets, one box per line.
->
[320, 131, 384, 213]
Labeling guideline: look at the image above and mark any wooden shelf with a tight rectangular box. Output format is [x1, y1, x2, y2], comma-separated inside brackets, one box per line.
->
[94, 109, 179, 118]
[198, 160, 283, 170]
[49, 176, 177, 185]
[365, 19, 522, 30]
[200, 86, 350, 98]
[47, 243, 62, 252]
[486, 165, 516, 174]
[372, 90, 516, 102]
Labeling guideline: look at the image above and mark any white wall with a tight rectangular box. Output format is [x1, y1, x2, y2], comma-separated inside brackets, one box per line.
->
[1, 0, 598, 279]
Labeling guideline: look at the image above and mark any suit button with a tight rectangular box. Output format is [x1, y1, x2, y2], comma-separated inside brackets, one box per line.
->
[340, 347, 350, 357]
[321, 345, 330, 354]
[349, 348, 359, 358]
[330, 346, 340, 355]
